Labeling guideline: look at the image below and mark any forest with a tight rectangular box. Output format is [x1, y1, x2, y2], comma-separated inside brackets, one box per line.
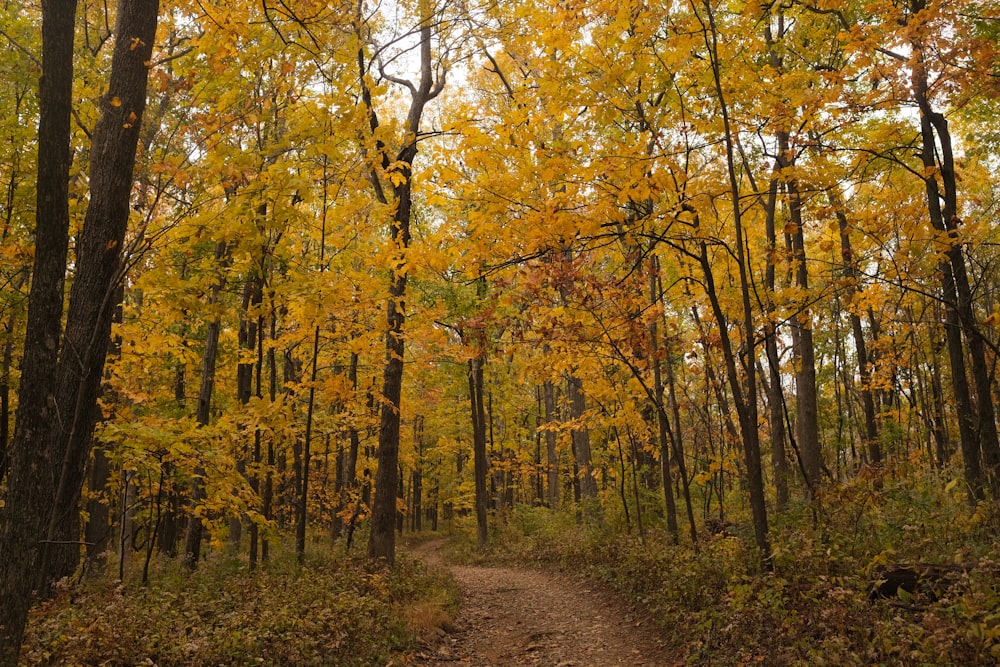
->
[2, 0, 1000, 664]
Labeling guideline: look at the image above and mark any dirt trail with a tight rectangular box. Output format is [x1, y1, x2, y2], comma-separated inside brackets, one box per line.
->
[407, 541, 672, 666]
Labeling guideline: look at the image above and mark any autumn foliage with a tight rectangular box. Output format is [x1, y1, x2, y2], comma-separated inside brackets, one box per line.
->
[3, 0, 1000, 662]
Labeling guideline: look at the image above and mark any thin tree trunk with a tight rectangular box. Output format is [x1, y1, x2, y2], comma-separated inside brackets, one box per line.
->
[470, 356, 489, 551]
[831, 197, 881, 466]
[183, 241, 228, 568]
[297, 325, 321, 563]
[543, 379, 560, 508]
[262, 303, 278, 562]
[698, 0, 772, 569]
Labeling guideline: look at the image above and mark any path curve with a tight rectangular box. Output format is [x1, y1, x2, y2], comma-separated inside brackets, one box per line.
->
[407, 540, 672, 666]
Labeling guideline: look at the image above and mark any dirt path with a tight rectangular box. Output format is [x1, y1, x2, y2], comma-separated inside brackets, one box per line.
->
[407, 541, 672, 666]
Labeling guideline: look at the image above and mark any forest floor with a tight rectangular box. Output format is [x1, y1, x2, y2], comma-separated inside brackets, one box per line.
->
[404, 539, 673, 666]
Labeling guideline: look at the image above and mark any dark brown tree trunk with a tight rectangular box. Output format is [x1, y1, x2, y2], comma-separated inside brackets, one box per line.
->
[1, 0, 163, 655]
[183, 241, 228, 568]
[543, 379, 560, 508]
[761, 168, 789, 509]
[412, 415, 424, 532]
[648, 265, 679, 543]
[362, 0, 444, 567]
[83, 445, 112, 574]
[297, 324, 321, 563]
[0, 308, 16, 484]
[653, 258, 696, 545]
[83, 285, 126, 577]
[262, 306, 279, 562]
[831, 197, 881, 466]
[566, 375, 598, 502]
[41, 0, 160, 585]
[699, 0, 772, 569]
[909, 7, 996, 498]
[469, 356, 490, 550]
[775, 153, 821, 494]
[238, 275, 262, 567]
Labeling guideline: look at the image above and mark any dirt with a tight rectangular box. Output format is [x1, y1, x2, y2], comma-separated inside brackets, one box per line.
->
[406, 540, 674, 666]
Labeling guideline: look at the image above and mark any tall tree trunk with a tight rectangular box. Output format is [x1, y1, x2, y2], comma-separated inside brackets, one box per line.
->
[470, 356, 490, 551]
[83, 284, 126, 576]
[412, 415, 424, 532]
[41, 0, 160, 585]
[238, 275, 262, 567]
[565, 374, 598, 502]
[698, 0, 771, 569]
[761, 163, 789, 509]
[909, 5, 997, 498]
[0, 306, 17, 484]
[543, 379, 560, 508]
[648, 264, 679, 542]
[361, 0, 444, 566]
[83, 445, 112, 574]
[653, 258, 696, 545]
[297, 324, 321, 563]
[831, 196, 881, 466]
[785, 192, 822, 494]
[262, 304, 279, 562]
[183, 241, 228, 567]
[1, 0, 163, 654]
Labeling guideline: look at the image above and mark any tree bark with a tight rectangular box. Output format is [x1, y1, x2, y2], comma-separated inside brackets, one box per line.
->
[40, 0, 160, 584]
[566, 374, 598, 502]
[469, 356, 490, 551]
[830, 196, 881, 466]
[1, 0, 163, 654]
[0, 0, 78, 652]
[909, 3, 997, 498]
[543, 379, 560, 507]
[362, 0, 444, 565]
[183, 241, 228, 567]
[762, 168, 789, 510]
[698, 0, 772, 569]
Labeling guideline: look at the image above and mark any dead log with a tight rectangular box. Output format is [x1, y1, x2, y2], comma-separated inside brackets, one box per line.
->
[868, 563, 971, 602]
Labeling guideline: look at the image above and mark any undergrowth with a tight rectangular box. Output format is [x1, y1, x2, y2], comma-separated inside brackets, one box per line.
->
[21, 536, 455, 666]
[481, 467, 1000, 666]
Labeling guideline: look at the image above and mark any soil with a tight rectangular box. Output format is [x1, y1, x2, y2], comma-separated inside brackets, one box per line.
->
[406, 540, 674, 666]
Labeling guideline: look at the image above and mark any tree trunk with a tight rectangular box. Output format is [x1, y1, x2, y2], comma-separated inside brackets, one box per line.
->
[565, 374, 598, 502]
[1, 0, 164, 654]
[699, 0, 771, 569]
[362, 0, 444, 567]
[910, 8, 996, 498]
[543, 379, 560, 508]
[470, 356, 490, 551]
[41, 0, 160, 585]
[83, 445, 112, 574]
[831, 196, 881, 466]
[0, 307, 17, 484]
[760, 162, 790, 509]
[262, 305, 279, 562]
[183, 241, 228, 568]
[238, 275, 262, 567]
[297, 324, 321, 563]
